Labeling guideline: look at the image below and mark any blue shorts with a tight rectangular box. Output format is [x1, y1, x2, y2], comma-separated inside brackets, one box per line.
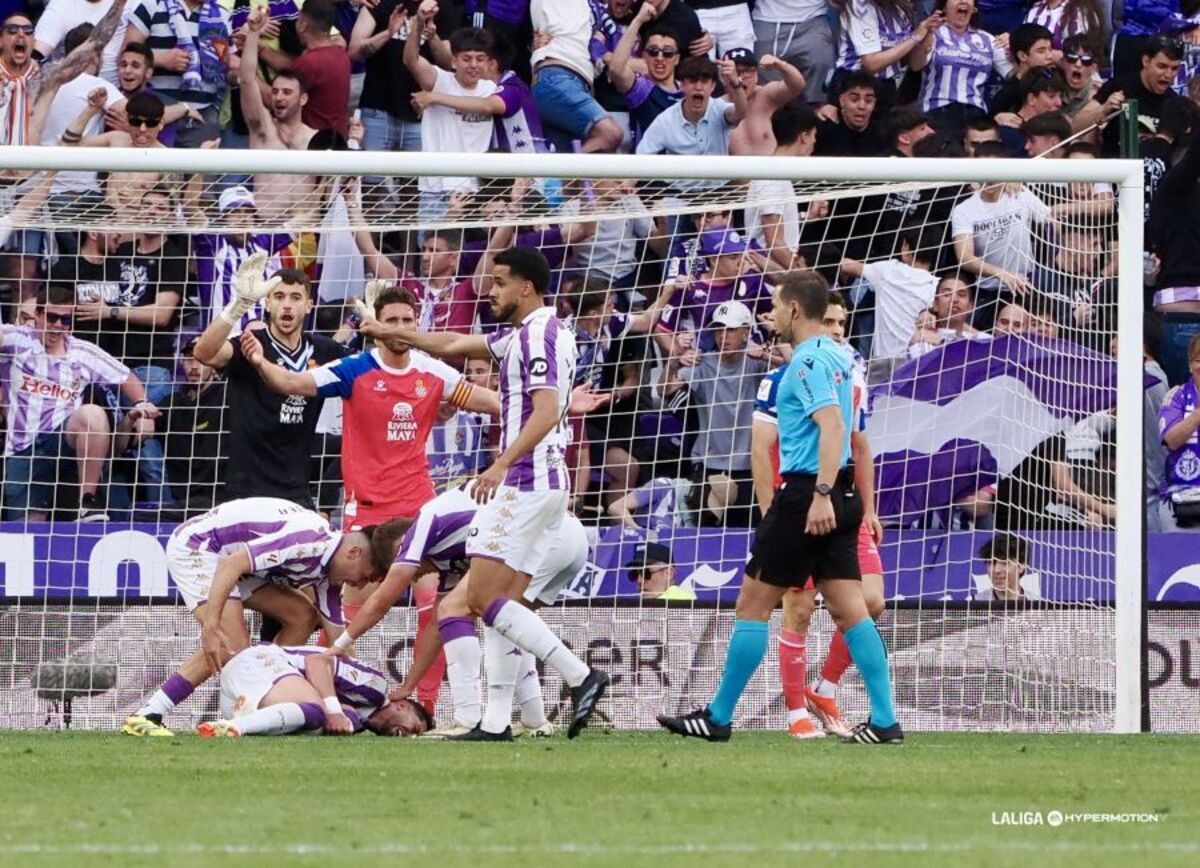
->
[532, 65, 608, 139]
[2, 429, 77, 516]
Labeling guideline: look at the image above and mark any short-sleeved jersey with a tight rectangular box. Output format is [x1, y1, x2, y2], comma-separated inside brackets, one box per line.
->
[312, 349, 467, 517]
[1159, 380, 1200, 495]
[777, 335, 855, 475]
[626, 477, 684, 539]
[484, 307, 577, 492]
[222, 329, 347, 504]
[658, 273, 771, 343]
[392, 485, 477, 588]
[572, 311, 634, 388]
[269, 645, 389, 731]
[756, 344, 868, 486]
[0, 326, 129, 455]
[170, 497, 344, 623]
[493, 69, 546, 154]
[400, 277, 477, 334]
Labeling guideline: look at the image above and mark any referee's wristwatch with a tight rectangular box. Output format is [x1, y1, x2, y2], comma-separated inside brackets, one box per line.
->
[814, 483, 833, 497]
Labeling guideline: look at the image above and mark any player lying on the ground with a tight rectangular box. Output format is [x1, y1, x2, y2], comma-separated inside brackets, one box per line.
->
[122, 497, 399, 737]
[753, 291, 886, 739]
[197, 643, 432, 737]
[326, 484, 590, 740]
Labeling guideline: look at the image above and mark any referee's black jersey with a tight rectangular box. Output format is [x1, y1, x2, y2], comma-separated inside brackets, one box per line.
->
[219, 328, 348, 504]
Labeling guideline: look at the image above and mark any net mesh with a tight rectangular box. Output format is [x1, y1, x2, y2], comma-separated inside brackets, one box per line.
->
[0, 158, 1132, 732]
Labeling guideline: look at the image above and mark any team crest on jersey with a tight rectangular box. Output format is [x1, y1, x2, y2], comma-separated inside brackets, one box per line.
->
[834, 370, 844, 385]
[414, 378, 428, 398]
[1178, 450, 1200, 481]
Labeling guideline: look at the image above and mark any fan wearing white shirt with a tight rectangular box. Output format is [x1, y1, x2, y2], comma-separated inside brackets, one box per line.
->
[404, 3, 498, 223]
[839, 226, 941, 377]
[973, 533, 1041, 603]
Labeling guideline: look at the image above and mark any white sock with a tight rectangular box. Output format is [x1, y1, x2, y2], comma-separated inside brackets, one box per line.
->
[488, 600, 589, 688]
[514, 651, 547, 728]
[231, 702, 315, 736]
[442, 635, 483, 727]
[137, 689, 177, 719]
[787, 708, 812, 726]
[481, 627, 523, 734]
[813, 677, 837, 699]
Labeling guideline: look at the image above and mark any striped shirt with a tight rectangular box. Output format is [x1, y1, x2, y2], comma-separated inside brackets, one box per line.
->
[428, 411, 493, 490]
[918, 24, 1012, 113]
[625, 477, 685, 540]
[0, 326, 129, 455]
[0, 60, 37, 146]
[392, 486, 477, 584]
[838, 0, 914, 84]
[193, 232, 290, 332]
[493, 70, 546, 154]
[170, 497, 344, 622]
[570, 311, 633, 388]
[485, 307, 577, 492]
[1023, 1, 1089, 50]
[268, 645, 389, 730]
[128, 0, 232, 109]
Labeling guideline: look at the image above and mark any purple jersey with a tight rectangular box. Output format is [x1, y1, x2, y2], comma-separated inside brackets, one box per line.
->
[0, 326, 129, 455]
[659, 273, 771, 336]
[193, 232, 292, 332]
[918, 25, 1012, 113]
[393, 486, 477, 584]
[572, 311, 634, 388]
[272, 646, 389, 731]
[1159, 380, 1200, 494]
[428, 412, 494, 491]
[627, 476, 684, 539]
[838, 0, 914, 83]
[485, 307, 577, 492]
[1024, 1, 1089, 49]
[493, 70, 546, 154]
[170, 497, 345, 623]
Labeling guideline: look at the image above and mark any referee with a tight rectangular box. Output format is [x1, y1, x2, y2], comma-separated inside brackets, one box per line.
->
[657, 271, 902, 745]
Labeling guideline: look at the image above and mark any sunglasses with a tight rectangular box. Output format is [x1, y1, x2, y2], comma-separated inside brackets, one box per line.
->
[644, 46, 679, 58]
[3, 23, 34, 35]
[127, 114, 160, 128]
[1063, 52, 1095, 65]
[43, 312, 73, 326]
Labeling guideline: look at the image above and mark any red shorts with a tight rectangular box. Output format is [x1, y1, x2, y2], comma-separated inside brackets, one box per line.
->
[789, 522, 884, 592]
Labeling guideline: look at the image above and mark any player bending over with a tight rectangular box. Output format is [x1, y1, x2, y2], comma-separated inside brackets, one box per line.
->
[360, 246, 608, 738]
[328, 484, 589, 739]
[752, 291, 886, 739]
[121, 497, 393, 737]
[658, 271, 902, 745]
[197, 644, 432, 737]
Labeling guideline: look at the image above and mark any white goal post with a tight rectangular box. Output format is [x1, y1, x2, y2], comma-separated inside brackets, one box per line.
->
[0, 147, 1145, 733]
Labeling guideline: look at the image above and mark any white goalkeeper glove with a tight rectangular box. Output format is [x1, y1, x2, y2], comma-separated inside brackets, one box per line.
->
[353, 278, 392, 323]
[220, 251, 281, 326]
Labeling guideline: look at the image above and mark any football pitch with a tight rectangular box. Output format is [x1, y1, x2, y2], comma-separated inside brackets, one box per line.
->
[0, 731, 1196, 868]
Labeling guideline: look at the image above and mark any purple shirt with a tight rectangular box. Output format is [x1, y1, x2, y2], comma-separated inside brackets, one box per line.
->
[493, 70, 547, 154]
[274, 646, 388, 731]
[393, 486, 477, 586]
[659, 273, 771, 336]
[627, 477, 682, 539]
[918, 25, 1012, 112]
[485, 307, 577, 491]
[573, 311, 633, 388]
[1159, 380, 1200, 494]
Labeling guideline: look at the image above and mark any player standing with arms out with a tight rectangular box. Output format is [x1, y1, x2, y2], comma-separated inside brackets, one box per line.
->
[658, 271, 902, 745]
[121, 497, 389, 737]
[360, 246, 609, 739]
[752, 291, 886, 739]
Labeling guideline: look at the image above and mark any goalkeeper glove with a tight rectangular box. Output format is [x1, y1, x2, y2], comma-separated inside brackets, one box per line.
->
[353, 278, 393, 323]
[219, 251, 281, 326]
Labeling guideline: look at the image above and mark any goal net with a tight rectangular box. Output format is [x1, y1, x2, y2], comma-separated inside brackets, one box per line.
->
[0, 148, 1144, 733]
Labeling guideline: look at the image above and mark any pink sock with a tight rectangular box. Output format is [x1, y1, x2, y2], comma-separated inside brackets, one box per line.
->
[779, 628, 808, 714]
[821, 628, 853, 686]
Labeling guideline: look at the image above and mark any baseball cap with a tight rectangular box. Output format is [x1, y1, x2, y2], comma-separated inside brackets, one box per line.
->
[698, 227, 750, 258]
[723, 47, 758, 66]
[626, 542, 673, 580]
[218, 185, 257, 213]
[710, 300, 755, 329]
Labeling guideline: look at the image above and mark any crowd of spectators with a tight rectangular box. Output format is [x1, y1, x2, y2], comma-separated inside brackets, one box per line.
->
[1, 0, 1198, 540]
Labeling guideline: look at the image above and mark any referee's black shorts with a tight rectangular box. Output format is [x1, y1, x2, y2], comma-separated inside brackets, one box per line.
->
[746, 468, 863, 588]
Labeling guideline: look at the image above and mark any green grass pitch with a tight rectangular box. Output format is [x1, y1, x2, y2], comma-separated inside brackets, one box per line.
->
[0, 731, 1196, 868]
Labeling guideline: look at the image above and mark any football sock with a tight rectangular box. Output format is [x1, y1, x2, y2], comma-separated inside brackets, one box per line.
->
[820, 628, 853, 689]
[415, 583, 447, 716]
[778, 628, 810, 725]
[481, 627, 523, 734]
[438, 616, 482, 727]
[483, 597, 589, 688]
[136, 672, 195, 719]
[514, 651, 547, 728]
[843, 618, 897, 728]
[232, 702, 324, 736]
[707, 619, 769, 726]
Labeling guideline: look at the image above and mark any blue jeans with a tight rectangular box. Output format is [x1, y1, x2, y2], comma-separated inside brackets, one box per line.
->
[1160, 313, 1200, 387]
[3, 430, 76, 518]
[124, 365, 176, 505]
[533, 65, 607, 149]
[361, 107, 422, 152]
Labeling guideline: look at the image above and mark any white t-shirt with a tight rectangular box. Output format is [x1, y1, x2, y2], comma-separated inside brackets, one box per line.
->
[744, 179, 799, 255]
[530, 0, 594, 83]
[419, 67, 498, 194]
[33, 0, 127, 85]
[754, 0, 827, 24]
[950, 188, 1051, 280]
[861, 259, 939, 359]
[41, 74, 125, 194]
